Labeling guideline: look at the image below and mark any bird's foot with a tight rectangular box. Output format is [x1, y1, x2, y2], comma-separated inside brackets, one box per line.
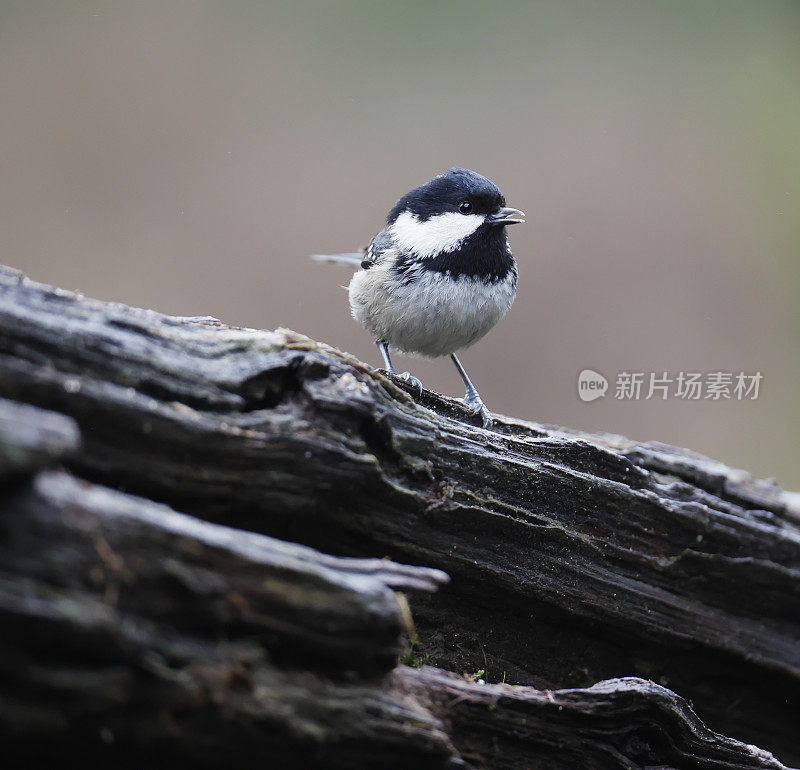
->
[464, 391, 493, 429]
[397, 371, 423, 395]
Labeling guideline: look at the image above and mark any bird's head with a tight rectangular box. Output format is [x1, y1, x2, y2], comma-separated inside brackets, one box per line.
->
[386, 168, 524, 260]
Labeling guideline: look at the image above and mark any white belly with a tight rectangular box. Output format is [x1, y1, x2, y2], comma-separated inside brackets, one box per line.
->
[348, 260, 516, 358]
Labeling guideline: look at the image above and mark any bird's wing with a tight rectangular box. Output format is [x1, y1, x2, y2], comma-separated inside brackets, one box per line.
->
[311, 228, 395, 270]
[359, 227, 394, 270]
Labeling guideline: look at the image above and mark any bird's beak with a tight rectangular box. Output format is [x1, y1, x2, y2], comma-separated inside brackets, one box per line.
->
[486, 207, 526, 226]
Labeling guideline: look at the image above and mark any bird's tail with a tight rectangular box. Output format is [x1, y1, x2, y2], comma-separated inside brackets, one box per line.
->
[310, 252, 363, 267]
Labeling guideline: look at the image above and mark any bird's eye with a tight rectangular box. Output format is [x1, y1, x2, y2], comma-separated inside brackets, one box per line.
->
[459, 201, 472, 214]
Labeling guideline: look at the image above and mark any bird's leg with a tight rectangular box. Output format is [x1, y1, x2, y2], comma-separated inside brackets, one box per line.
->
[377, 341, 422, 394]
[377, 341, 395, 373]
[451, 353, 492, 428]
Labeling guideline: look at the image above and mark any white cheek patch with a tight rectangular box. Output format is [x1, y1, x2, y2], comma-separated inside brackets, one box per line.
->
[390, 211, 484, 259]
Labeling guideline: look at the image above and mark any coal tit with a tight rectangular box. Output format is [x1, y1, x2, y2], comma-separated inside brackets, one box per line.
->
[313, 167, 524, 428]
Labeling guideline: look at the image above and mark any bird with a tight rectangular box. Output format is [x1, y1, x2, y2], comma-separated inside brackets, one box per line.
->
[312, 167, 524, 429]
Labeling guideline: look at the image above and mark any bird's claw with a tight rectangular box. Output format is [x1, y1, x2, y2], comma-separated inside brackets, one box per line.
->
[464, 393, 493, 429]
[397, 371, 423, 395]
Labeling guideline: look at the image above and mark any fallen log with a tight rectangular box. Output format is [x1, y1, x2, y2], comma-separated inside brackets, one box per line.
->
[0, 266, 797, 767]
[0, 400, 786, 769]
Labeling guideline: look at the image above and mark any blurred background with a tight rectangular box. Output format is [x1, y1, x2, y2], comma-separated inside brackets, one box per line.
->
[1, 1, 797, 488]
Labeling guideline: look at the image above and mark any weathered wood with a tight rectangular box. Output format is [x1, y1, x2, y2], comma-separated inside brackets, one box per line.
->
[0, 396, 79, 480]
[0, 266, 798, 766]
[0, 413, 785, 767]
[394, 668, 787, 770]
[0, 400, 448, 679]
